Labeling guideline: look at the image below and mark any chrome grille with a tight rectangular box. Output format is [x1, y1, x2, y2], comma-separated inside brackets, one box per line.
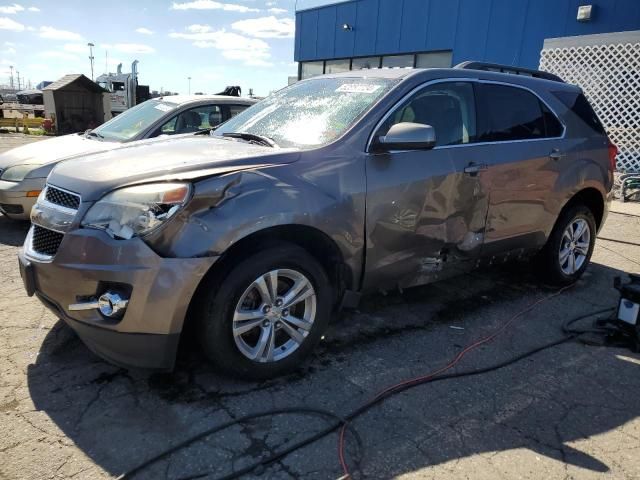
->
[45, 186, 80, 210]
[31, 225, 64, 256]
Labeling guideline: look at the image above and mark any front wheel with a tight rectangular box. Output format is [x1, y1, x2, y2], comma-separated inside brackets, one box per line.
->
[195, 244, 332, 380]
[535, 204, 597, 285]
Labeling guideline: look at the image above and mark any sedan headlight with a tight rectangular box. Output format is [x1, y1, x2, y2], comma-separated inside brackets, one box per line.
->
[1, 165, 33, 182]
[81, 183, 191, 239]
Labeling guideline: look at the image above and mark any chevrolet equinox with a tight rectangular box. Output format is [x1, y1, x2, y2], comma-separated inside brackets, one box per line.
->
[19, 63, 615, 379]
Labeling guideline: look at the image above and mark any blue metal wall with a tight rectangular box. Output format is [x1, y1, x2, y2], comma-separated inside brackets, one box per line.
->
[295, 0, 640, 68]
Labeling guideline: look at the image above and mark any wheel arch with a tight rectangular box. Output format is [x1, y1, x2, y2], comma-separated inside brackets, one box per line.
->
[187, 224, 354, 319]
[559, 187, 606, 231]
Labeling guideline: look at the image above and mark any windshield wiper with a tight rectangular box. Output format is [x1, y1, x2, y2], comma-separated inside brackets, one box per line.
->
[85, 130, 105, 140]
[194, 126, 218, 136]
[221, 132, 278, 148]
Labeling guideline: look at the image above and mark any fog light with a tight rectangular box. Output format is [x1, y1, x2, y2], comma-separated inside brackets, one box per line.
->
[98, 292, 129, 318]
[68, 291, 129, 318]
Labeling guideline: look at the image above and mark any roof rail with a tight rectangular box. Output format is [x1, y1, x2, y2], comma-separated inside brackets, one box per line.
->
[454, 61, 565, 83]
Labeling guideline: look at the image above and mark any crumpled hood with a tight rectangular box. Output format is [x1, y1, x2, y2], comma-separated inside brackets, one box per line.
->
[0, 133, 119, 170]
[48, 135, 300, 202]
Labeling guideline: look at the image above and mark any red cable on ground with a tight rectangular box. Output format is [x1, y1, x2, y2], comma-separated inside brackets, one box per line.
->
[337, 284, 573, 478]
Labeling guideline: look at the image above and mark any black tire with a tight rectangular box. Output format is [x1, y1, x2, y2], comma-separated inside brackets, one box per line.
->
[535, 204, 597, 285]
[195, 243, 332, 380]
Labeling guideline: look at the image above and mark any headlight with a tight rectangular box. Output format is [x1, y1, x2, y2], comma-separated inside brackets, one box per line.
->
[81, 183, 191, 239]
[1, 165, 33, 182]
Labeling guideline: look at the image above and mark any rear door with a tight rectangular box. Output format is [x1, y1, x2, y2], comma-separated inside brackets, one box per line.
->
[364, 81, 490, 290]
[474, 82, 567, 257]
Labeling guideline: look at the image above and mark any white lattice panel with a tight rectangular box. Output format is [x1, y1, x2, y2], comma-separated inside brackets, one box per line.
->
[540, 41, 640, 172]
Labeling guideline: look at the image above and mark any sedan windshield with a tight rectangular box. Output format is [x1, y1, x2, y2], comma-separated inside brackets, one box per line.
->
[92, 100, 177, 141]
[214, 77, 397, 148]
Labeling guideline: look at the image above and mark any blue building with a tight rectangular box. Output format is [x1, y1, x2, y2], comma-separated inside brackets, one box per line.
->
[294, 0, 640, 79]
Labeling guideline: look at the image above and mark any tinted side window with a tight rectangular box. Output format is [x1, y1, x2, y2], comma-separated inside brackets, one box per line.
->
[542, 102, 564, 137]
[477, 84, 547, 142]
[228, 104, 249, 119]
[380, 81, 477, 147]
[551, 91, 606, 135]
[158, 105, 223, 135]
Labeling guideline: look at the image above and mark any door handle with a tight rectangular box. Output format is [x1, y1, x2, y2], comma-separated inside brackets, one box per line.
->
[464, 163, 488, 175]
[549, 149, 566, 161]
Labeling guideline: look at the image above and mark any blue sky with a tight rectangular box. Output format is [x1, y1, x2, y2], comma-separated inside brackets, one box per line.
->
[0, 0, 297, 96]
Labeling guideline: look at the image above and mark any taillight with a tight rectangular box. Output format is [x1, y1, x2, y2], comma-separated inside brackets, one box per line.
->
[607, 140, 618, 172]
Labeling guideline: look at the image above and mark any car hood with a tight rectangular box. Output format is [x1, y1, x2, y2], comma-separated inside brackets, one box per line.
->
[48, 135, 301, 202]
[0, 133, 119, 170]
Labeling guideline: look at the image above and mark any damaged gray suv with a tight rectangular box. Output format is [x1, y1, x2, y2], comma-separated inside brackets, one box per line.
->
[19, 63, 615, 379]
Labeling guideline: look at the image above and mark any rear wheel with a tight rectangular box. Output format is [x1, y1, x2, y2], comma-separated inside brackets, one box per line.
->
[536, 204, 596, 285]
[195, 244, 331, 380]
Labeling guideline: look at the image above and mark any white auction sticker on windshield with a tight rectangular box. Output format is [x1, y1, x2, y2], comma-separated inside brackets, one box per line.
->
[336, 84, 381, 94]
[154, 104, 173, 112]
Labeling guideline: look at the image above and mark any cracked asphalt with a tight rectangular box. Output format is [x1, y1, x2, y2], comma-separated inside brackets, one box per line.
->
[1, 134, 640, 480]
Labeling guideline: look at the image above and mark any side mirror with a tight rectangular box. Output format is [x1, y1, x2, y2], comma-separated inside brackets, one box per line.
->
[375, 122, 436, 152]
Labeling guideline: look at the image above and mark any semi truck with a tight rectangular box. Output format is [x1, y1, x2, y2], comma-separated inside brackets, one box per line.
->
[96, 60, 150, 116]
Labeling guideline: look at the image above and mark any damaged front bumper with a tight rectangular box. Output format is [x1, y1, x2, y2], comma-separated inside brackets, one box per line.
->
[20, 227, 217, 369]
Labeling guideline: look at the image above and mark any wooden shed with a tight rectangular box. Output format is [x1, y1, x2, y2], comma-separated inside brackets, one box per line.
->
[43, 74, 111, 135]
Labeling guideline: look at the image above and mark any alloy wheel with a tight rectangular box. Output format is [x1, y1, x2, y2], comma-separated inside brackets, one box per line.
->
[558, 218, 591, 275]
[232, 269, 317, 363]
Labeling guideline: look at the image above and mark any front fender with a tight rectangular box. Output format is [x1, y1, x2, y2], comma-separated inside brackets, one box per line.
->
[145, 165, 365, 288]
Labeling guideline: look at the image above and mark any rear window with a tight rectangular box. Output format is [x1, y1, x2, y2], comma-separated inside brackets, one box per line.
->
[477, 84, 563, 142]
[551, 91, 606, 135]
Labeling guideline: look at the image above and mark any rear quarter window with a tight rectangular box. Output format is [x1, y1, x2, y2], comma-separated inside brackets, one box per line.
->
[551, 91, 606, 135]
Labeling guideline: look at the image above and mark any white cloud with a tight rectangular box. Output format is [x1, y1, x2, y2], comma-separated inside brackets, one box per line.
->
[28, 6, 39, 11]
[63, 43, 87, 53]
[170, 26, 272, 67]
[170, 0, 259, 13]
[135, 27, 153, 35]
[231, 16, 294, 38]
[1, 46, 16, 54]
[102, 43, 155, 54]
[39, 50, 80, 61]
[0, 3, 24, 14]
[0, 16, 24, 31]
[39, 26, 82, 40]
[186, 24, 211, 33]
[268, 7, 287, 14]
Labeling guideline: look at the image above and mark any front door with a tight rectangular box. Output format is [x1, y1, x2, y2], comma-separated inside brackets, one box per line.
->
[364, 81, 490, 291]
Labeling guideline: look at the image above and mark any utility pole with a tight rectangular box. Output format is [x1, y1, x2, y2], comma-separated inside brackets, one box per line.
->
[188, 76, 191, 95]
[16, 71, 20, 90]
[105, 50, 108, 74]
[9, 65, 14, 89]
[88, 42, 95, 80]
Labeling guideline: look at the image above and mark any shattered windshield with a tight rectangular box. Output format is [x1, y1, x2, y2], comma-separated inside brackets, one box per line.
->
[92, 99, 177, 142]
[214, 77, 397, 148]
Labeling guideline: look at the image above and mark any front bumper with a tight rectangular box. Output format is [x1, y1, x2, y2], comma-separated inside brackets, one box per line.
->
[0, 177, 45, 219]
[20, 228, 217, 369]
